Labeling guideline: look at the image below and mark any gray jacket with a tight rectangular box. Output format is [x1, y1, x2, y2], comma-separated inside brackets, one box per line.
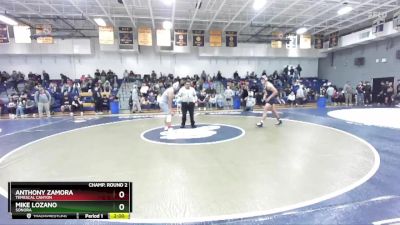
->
[34, 90, 51, 104]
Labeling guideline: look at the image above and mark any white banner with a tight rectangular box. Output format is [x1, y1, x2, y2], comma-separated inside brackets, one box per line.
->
[13, 25, 31, 43]
[156, 29, 171, 46]
[299, 34, 311, 49]
[99, 26, 114, 45]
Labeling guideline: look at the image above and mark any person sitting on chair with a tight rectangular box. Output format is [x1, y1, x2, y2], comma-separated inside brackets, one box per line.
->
[244, 91, 256, 112]
[71, 95, 84, 116]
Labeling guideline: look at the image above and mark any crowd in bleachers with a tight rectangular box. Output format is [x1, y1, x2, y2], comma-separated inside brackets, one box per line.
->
[0, 69, 120, 118]
[125, 64, 321, 112]
[320, 80, 399, 107]
[1, 64, 399, 119]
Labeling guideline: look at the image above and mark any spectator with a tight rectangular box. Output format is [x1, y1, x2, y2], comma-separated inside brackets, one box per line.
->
[395, 80, 400, 107]
[94, 69, 101, 81]
[140, 83, 149, 98]
[0, 98, 3, 116]
[296, 64, 302, 77]
[332, 89, 342, 106]
[224, 86, 234, 109]
[197, 90, 207, 111]
[216, 70, 222, 81]
[208, 94, 217, 109]
[112, 76, 118, 91]
[386, 82, 394, 106]
[123, 69, 129, 82]
[283, 66, 289, 77]
[106, 70, 114, 81]
[296, 85, 305, 105]
[240, 85, 249, 109]
[287, 91, 296, 106]
[100, 70, 107, 83]
[103, 81, 112, 95]
[71, 95, 83, 116]
[80, 74, 86, 83]
[7, 97, 16, 118]
[101, 94, 109, 112]
[141, 96, 149, 107]
[151, 70, 157, 81]
[60, 73, 68, 84]
[127, 70, 133, 82]
[377, 81, 386, 105]
[343, 81, 353, 106]
[72, 82, 81, 95]
[244, 91, 256, 112]
[262, 70, 267, 76]
[233, 71, 240, 80]
[15, 97, 26, 118]
[42, 70, 50, 87]
[216, 93, 224, 109]
[34, 87, 51, 118]
[326, 84, 335, 105]
[289, 66, 295, 76]
[25, 99, 36, 115]
[364, 81, 372, 106]
[129, 84, 141, 113]
[148, 92, 157, 109]
[93, 87, 103, 114]
[60, 92, 72, 113]
[397, 79, 400, 95]
[355, 82, 364, 106]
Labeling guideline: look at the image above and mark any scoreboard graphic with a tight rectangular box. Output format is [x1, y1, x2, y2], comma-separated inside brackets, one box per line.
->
[8, 182, 132, 219]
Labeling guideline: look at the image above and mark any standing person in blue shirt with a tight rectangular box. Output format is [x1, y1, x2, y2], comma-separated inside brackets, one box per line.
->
[34, 87, 51, 118]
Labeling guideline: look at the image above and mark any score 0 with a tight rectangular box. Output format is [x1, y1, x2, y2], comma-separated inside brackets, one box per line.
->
[116, 190, 128, 212]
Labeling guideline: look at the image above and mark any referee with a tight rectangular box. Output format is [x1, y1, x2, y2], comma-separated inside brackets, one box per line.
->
[177, 81, 197, 128]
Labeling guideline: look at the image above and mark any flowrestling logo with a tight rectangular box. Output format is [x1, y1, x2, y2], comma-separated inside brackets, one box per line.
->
[141, 124, 245, 145]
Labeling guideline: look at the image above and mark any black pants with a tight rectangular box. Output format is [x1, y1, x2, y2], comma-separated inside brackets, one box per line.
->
[95, 100, 102, 112]
[364, 93, 371, 105]
[72, 104, 83, 112]
[181, 102, 195, 126]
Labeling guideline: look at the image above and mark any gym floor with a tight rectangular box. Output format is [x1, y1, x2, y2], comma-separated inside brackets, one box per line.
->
[0, 107, 399, 225]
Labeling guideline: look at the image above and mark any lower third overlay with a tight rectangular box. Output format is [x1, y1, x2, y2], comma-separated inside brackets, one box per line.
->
[8, 182, 132, 220]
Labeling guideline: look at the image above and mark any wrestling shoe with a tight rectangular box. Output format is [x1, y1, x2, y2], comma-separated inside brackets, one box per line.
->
[275, 119, 282, 125]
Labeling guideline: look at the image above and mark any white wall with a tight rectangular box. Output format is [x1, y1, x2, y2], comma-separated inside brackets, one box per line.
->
[319, 35, 400, 87]
[0, 42, 319, 79]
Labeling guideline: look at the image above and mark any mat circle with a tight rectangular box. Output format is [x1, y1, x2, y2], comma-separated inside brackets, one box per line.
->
[141, 124, 245, 145]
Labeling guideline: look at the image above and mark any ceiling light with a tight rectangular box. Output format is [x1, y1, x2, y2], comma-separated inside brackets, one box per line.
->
[162, 0, 174, 6]
[94, 18, 106, 27]
[296, 27, 307, 35]
[0, 15, 18, 26]
[253, 0, 267, 10]
[163, 21, 173, 30]
[337, 5, 353, 15]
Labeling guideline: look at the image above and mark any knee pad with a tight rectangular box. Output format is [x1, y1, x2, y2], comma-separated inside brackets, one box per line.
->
[166, 115, 172, 123]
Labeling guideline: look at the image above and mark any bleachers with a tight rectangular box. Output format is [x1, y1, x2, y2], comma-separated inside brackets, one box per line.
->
[0, 71, 333, 118]
[79, 92, 95, 111]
